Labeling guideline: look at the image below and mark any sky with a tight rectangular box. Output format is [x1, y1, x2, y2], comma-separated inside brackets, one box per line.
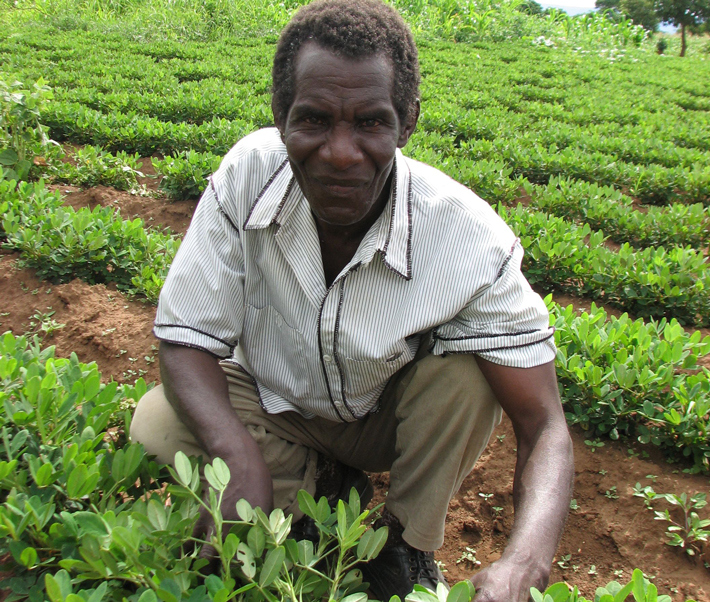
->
[537, 0, 597, 15]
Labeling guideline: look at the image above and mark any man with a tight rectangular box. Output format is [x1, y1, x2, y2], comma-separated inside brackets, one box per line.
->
[130, 1, 574, 600]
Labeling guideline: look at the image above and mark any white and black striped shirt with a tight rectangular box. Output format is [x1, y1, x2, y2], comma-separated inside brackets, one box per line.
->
[154, 128, 555, 422]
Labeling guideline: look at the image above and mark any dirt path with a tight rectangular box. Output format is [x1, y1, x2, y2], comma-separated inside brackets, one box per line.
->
[1, 182, 708, 600]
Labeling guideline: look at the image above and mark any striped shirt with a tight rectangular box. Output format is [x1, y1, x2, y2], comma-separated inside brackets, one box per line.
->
[154, 128, 555, 422]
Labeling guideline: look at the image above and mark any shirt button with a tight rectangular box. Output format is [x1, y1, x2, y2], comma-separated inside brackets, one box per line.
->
[323, 354, 333, 363]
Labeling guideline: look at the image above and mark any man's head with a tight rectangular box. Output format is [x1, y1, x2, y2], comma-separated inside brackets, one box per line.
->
[271, 0, 420, 125]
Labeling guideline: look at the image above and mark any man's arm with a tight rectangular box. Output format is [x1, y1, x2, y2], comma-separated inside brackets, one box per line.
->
[160, 342, 273, 544]
[470, 357, 574, 602]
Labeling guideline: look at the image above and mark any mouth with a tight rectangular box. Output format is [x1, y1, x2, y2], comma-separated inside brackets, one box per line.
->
[318, 179, 365, 196]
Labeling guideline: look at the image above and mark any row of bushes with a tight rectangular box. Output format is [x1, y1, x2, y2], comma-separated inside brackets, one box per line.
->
[1, 179, 178, 302]
[504, 205, 710, 327]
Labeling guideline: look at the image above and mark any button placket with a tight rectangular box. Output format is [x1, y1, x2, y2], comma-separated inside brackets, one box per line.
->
[319, 282, 345, 410]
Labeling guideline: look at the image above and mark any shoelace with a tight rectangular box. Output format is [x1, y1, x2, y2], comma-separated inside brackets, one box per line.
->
[408, 549, 438, 583]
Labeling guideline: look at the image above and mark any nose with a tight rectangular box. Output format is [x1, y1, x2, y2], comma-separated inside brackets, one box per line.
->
[321, 124, 363, 171]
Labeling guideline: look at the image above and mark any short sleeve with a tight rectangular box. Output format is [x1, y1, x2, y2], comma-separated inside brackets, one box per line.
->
[153, 180, 245, 358]
[430, 240, 556, 367]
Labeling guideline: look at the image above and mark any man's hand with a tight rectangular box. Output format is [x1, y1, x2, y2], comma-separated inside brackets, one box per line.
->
[190, 457, 271, 572]
[160, 342, 274, 569]
[472, 358, 574, 600]
[470, 556, 548, 602]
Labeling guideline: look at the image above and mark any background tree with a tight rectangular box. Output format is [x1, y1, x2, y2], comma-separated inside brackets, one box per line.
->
[517, 0, 544, 15]
[654, 0, 710, 55]
[596, 0, 659, 28]
[621, 0, 659, 29]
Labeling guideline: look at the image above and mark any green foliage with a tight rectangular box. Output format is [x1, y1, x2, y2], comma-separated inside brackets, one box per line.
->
[0, 179, 178, 302]
[525, 178, 710, 248]
[0, 331, 160, 598]
[0, 333, 696, 601]
[633, 485, 709, 556]
[153, 150, 222, 200]
[551, 300, 710, 471]
[0, 332, 392, 601]
[0, 78, 57, 181]
[654, 0, 710, 29]
[51, 145, 144, 191]
[505, 206, 710, 327]
[620, 0, 659, 30]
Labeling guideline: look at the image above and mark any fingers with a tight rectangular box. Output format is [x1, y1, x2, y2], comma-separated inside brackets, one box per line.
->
[197, 542, 221, 576]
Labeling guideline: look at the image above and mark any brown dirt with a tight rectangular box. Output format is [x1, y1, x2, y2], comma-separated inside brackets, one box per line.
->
[48, 155, 197, 236]
[1, 182, 708, 601]
[0, 252, 160, 385]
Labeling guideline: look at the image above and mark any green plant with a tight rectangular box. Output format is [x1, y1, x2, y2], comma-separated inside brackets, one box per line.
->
[455, 546, 481, 567]
[27, 309, 65, 339]
[551, 299, 710, 472]
[0, 331, 395, 602]
[633, 484, 709, 556]
[52, 144, 145, 192]
[153, 150, 222, 200]
[1, 179, 179, 302]
[169, 452, 390, 602]
[0, 78, 57, 181]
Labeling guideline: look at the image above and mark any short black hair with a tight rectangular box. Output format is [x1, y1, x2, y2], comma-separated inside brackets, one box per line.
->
[272, 0, 420, 125]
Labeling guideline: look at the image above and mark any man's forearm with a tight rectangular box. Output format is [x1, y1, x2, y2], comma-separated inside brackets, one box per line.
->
[502, 418, 574, 584]
[472, 358, 574, 599]
[159, 341, 273, 511]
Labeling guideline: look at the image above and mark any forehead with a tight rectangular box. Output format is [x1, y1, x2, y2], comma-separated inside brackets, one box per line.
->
[291, 42, 396, 107]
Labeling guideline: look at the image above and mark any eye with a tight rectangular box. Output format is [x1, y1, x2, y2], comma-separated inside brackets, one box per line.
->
[361, 118, 382, 128]
[303, 115, 325, 126]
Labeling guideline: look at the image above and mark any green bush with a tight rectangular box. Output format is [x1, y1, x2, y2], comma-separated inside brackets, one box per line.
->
[0, 179, 179, 302]
[552, 299, 710, 472]
[51, 145, 144, 192]
[153, 150, 222, 200]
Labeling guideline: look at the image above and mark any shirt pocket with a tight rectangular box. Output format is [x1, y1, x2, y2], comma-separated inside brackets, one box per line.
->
[241, 305, 311, 401]
[341, 339, 416, 402]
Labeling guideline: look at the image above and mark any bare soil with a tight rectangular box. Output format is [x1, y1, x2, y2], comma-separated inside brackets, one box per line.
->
[1, 183, 708, 601]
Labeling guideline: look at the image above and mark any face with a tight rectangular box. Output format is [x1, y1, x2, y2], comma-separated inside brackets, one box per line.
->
[274, 42, 419, 230]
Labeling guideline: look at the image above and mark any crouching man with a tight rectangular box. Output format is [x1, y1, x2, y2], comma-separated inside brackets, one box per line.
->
[131, 1, 574, 600]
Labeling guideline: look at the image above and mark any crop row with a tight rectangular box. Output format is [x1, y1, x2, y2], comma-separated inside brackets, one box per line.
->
[6, 30, 710, 142]
[523, 178, 710, 249]
[28, 85, 710, 170]
[408, 146, 710, 248]
[0, 179, 178, 302]
[42, 103, 256, 157]
[409, 130, 710, 206]
[4, 29, 710, 208]
[0, 331, 694, 600]
[504, 205, 710, 328]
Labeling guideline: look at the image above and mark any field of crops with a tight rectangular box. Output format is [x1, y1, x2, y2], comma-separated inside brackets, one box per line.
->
[1, 1, 709, 600]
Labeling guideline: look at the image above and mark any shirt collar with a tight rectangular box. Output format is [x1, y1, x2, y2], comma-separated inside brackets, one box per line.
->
[243, 149, 413, 280]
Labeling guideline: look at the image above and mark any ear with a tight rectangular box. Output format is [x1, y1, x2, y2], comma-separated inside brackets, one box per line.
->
[271, 96, 286, 140]
[397, 99, 420, 149]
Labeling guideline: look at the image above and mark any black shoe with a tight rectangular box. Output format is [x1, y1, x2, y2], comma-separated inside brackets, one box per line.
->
[360, 544, 449, 601]
[290, 465, 374, 542]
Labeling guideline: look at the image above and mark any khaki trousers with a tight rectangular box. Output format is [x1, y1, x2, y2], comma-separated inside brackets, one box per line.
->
[130, 350, 501, 551]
